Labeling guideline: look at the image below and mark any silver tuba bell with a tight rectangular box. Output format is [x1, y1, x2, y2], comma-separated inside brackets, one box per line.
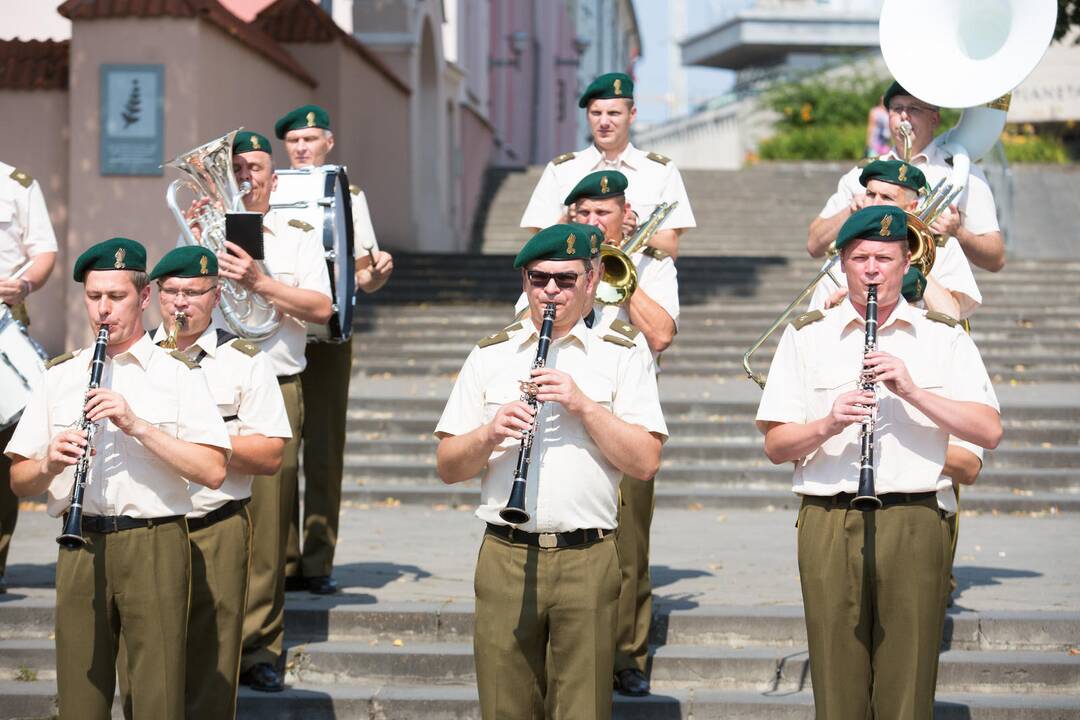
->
[164, 129, 282, 341]
[878, 0, 1057, 211]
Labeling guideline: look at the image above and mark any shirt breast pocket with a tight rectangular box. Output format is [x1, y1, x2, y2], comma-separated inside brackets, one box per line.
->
[886, 365, 946, 429]
[484, 385, 523, 450]
[125, 403, 180, 458]
[558, 374, 614, 440]
[0, 199, 15, 225]
[810, 366, 855, 420]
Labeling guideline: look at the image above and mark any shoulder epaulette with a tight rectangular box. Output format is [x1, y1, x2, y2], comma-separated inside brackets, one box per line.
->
[512, 306, 529, 323]
[46, 351, 75, 369]
[230, 338, 260, 357]
[553, 152, 575, 165]
[8, 167, 32, 188]
[608, 319, 641, 341]
[641, 246, 670, 260]
[288, 219, 314, 232]
[502, 321, 523, 333]
[349, 184, 362, 195]
[791, 310, 825, 330]
[215, 329, 238, 347]
[169, 349, 200, 370]
[925, 310, 958, 327]
[646, 152, 671, 166]
[477, 330, 510, 348]
[601, 334, 635, 349]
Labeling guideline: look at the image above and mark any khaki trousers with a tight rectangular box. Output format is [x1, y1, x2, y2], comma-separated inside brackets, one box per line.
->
[242, 375, 302, 670]
[474, 531, 621, 720]
[0, 424, 16, 578]
[797, 495, 951, 720]
[613, 474, 654, 674]
[55, 518, 190, 720]
[186, 509, 251, 719]
[288, 340, 352, 579]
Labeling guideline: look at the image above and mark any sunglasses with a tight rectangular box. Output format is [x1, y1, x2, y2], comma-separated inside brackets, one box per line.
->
[526, 270, 584, 289]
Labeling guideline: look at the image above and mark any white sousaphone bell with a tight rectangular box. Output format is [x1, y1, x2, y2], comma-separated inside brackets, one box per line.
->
[878, 0, 1057, 207]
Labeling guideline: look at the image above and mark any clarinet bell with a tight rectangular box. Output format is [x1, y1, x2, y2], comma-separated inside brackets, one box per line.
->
[499, 481, 530, 525]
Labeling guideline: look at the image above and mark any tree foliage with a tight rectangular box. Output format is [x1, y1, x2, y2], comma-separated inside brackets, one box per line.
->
[1054, 0, 1080, 43]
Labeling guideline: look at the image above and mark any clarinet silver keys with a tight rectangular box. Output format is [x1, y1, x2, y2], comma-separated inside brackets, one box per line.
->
[852, 285, 883, 511]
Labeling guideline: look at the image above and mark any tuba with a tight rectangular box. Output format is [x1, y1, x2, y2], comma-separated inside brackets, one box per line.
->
[165, 129, 282, 341]
[879, 0, 1057, 212]
[595, 202, 678, 306]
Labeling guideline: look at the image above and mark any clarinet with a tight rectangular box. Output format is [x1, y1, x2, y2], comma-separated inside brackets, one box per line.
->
[57, 326, 110, 547]
[851, 285, 883, 511]
[499, 302, 557, 525]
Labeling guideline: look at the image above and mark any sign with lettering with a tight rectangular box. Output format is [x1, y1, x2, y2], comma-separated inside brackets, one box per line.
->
[100, 64, 165, 175]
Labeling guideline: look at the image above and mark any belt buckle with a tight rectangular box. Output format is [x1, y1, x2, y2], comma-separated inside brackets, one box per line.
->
[108, 516, 120, 533]
[538, 533, 558, 549]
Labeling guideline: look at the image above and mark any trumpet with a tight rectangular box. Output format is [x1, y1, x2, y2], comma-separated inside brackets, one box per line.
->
[595, 202, 678, 306]
[160, 311, 187, 350]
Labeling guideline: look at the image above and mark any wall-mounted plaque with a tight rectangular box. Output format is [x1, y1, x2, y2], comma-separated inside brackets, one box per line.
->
[100, 64, 165, 176]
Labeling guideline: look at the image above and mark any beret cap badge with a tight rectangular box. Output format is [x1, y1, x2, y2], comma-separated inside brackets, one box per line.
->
[879, 215, 893, 237]
[114, 248, 126, 269]
[897, 164, 908, 182]
[306, 111, 316, 127]
[613, 78, 622, 96]
[566, 234, 576, 255]
[200, 256, 209, 275]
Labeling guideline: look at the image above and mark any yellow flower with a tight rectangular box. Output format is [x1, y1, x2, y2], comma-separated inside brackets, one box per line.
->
[800, 103, 813, 123]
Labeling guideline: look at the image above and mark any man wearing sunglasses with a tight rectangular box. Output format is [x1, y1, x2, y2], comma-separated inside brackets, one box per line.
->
[146, 246, 291, 718]
[808, 80, 1004, 273]
[435, 223, 667, 720]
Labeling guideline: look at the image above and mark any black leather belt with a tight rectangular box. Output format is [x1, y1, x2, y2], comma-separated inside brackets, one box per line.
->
[186, 498, 250, 532]
[807, 491, 937, 508]
[486, 523, 613, 549]
[79, 514, 185, 534]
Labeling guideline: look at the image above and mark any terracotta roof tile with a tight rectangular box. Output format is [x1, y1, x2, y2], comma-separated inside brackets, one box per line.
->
[57, 0, 316, 87]
[255, 0, 410, 95]
[0, 39, 70, 91]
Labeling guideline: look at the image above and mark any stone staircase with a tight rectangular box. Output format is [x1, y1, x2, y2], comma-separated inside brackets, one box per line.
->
[2, 163, 1079, 718]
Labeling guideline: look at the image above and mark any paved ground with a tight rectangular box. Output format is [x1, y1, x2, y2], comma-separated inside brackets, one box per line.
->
[6, 501, 1077, 613]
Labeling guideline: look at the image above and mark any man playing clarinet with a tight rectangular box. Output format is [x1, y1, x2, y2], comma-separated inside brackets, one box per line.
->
[755, 205, 1001, 719]
[434, 224, 666, 719]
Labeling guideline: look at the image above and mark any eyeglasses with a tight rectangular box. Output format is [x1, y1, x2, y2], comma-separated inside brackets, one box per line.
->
[888, 103, 935, 118]
[526, 270, 584, 289]
[158, 285, 217, 299]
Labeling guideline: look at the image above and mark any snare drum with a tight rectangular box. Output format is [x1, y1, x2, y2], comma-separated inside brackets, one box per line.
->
[270, 165, 356, 342]
[0, 303, 47, 429]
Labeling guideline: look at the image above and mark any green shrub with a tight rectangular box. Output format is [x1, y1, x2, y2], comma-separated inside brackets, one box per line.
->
[759, 124, 866, 161]
[1000, 131, 1070, 163]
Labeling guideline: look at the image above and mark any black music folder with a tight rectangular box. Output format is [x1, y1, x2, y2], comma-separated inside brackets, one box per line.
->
[225, 212, 264, 260]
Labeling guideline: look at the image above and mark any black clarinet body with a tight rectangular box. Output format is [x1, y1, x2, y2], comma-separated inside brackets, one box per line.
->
[57, 327, 110, 547]
[499, 303, 557, 525]
[852, 285, 883, 511]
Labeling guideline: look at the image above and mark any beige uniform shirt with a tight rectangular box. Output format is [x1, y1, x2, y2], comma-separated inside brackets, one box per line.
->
[151, 325, 291, 517]
[0, 161, 57, 278]
[755, 297, 998, 501]
[809, 237, 981, 318]
[218, 210, 332, 376]
[520, 143, 696, 232]
[5, 332, 232, 518]
[435, 316, 668, 533]
[350, 186, 381, 255]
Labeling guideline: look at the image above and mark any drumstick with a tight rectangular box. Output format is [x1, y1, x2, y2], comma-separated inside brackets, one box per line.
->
[358, 236, 377, 263]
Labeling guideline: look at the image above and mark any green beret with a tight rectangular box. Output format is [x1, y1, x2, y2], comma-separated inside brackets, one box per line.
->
[149, 246, 218, 280]
[859, 160, 927, 194]
[514, 223, 601, 269]
[578, 72, 634, 108]
[73, 237, 147, 282]
[883, 80, 937, 110]
[233, 130, 272, 156]
[835, 206, 909, 252]
[564, 170, 628, 205]
[902, 266, 926, 303]
[274, 104, 330, 139]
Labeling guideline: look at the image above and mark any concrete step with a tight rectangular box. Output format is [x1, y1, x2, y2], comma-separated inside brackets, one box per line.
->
[341, 437, 1080, 470]
[281, 640, 1080, 694]
[3, 679, 1078, 720]
[333, 484, 1080, 514]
